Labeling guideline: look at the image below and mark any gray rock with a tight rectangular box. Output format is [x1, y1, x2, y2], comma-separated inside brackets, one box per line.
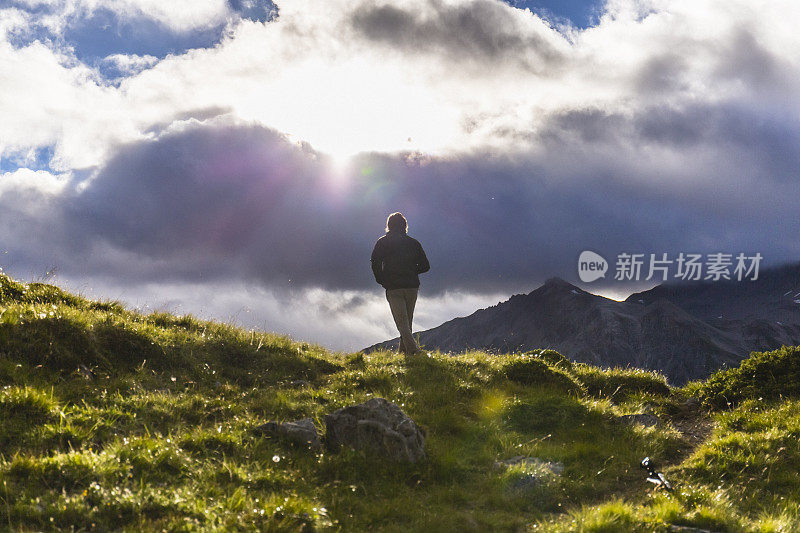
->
[324, 397, 425, 462]
[618, 413, 660, 427]
[255, 418, 320, 450]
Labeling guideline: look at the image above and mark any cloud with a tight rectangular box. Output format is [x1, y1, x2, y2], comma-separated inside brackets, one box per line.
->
[0, 31, 131, 169]
[8, 0, 241, 33]
[44, 275, 505, 351]
[0, 168, 69, 197]
[99, 53, 159, 77]
[2, 0, 800, 348]
[348, 0, 569, 73]
[2, 111, 792, 295]
[5, 0, 800, 168]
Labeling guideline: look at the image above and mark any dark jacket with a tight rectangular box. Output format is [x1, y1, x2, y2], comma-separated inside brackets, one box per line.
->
[371, 231, 430, 289]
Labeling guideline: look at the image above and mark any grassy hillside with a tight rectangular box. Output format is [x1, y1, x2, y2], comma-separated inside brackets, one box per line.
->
[1, 273, 800, 531]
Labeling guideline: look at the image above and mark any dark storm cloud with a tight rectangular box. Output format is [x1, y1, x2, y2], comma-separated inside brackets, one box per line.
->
[63, 124, 369, 287]
[0, 186, 67, 277]
[4, 103, 789, 296]
[348, 0, 566, 72]
[534, 102, 800, 183]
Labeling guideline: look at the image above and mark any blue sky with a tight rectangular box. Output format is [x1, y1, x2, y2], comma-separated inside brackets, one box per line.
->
[4, 0, 278, 72]
[507, 0, 601, 27]
[1, 0, 799, 349]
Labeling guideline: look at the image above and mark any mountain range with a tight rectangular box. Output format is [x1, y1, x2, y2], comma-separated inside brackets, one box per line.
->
[365, 262, 800, 384]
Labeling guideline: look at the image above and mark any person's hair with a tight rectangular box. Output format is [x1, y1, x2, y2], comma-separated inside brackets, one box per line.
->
[386, 212, 408, 233]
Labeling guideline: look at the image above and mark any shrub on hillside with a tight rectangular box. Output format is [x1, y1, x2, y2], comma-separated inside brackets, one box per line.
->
[502, 355, 582, 393]
[0, 273, 28, 303]
[0, 274, 88, 308]
[698, 345, 800, 408]
[523, 349, 573, 371]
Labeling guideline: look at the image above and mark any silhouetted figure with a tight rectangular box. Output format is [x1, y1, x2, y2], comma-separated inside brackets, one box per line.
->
[371, 212, 430, 356]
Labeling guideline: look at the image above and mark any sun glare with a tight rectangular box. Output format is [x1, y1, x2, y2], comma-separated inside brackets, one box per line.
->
[238, 55, 461, 160]
[327, 151, 353, 175]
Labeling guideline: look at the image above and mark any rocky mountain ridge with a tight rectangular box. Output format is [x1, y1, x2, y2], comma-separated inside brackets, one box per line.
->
[366, 263, 800, 384]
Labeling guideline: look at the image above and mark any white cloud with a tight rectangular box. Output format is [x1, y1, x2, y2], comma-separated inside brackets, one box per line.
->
[100, 53, 159, 75]
[50, 274, 506, 351]
[0, 168, 69, 197]
[98, 0, 231, 31]
[1, 0, 798, 170]
[0, 35, 133, 169]
[0, 8, 26, 38]
[12, 0, 232, 32]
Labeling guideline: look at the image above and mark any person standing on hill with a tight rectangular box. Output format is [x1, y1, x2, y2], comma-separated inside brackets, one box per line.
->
[371, 212, 430, 356]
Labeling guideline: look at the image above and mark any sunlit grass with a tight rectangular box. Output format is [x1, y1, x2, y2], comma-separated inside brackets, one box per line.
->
[2, 273, 800, 530]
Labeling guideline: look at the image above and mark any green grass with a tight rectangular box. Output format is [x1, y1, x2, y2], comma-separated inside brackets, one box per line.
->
[692, 345, 800, 408]
[1, 273, 800, 531]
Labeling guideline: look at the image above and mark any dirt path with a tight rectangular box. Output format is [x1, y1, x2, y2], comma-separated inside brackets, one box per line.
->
[673, 412, 714, 453]
[665, 399, 716, 469]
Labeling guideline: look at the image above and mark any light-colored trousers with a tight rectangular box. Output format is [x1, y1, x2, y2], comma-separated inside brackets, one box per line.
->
[385, 288, 419, 354]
